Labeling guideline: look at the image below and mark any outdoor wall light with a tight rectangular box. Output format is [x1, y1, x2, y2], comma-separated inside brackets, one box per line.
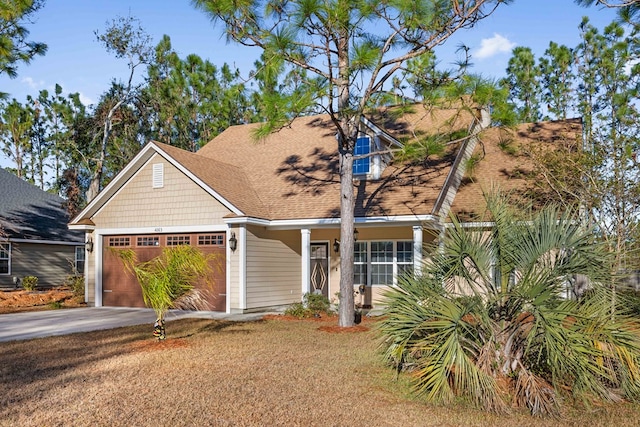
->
[229, 232, 237, 252]
[334, 228, 359, 253]
[85, 237, 94, 253]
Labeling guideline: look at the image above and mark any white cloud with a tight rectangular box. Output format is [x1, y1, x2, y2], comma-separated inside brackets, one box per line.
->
[475, 34, 517, 60]
[20, 76, 45, 90]
[78, 92, 94, 106]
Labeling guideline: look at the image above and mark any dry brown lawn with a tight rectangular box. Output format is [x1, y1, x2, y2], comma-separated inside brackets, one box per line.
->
[2, 315, 640, 426]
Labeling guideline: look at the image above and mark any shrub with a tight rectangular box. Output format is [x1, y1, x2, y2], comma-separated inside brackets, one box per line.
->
[284, 293, 333, 318]
[21, 276, 38, 291]
[48, 301, 63, 309]
[304, 292, 332, 314]
[284, 301, 308, 319]
[64, 274, 85, 297]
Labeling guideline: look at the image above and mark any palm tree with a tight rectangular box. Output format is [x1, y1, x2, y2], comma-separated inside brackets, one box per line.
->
[379, 192, 640, 416]
[117, 245, 214, 340]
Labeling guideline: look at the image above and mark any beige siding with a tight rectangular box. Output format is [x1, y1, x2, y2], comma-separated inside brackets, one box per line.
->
[245, 227, 301, 309]
[93, 155, 232, 228]
[0, 242, 78, 288]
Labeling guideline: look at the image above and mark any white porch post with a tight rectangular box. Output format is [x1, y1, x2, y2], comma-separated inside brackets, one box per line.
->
[238, 225, 247, 310]
[413, 225, 423, 276]
[94, 233, 102, 307]
[301, 228, 311, 297]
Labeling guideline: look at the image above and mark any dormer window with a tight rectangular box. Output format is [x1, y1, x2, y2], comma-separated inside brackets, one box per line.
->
[353, 136, 371, 175]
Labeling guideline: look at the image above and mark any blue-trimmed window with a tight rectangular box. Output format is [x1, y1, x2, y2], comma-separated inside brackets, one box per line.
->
[353, 136, 371, 175]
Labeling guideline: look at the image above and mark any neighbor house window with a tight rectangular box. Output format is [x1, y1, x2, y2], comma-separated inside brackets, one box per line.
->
[353, 136, 371, 175]
[75, 246, 85, 274]
[167, 235, 190, 246]
[198, 234, 225, 246]
[353, 241, 414, 287]
[0, 243, 10, 275]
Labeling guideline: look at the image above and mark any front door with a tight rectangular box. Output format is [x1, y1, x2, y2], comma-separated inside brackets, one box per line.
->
[310, 243, 329, 298]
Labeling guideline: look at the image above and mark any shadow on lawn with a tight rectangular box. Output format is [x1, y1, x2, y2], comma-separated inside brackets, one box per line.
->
[0, 318, 256, 412]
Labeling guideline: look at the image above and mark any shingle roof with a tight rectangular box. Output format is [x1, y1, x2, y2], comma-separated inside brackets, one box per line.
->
[153, 142, 271, 219]
[76, 104, 579, 226]
[0, 168, 84, 242]
[194, 108, 472, 220]
[449, 119, 583, 220]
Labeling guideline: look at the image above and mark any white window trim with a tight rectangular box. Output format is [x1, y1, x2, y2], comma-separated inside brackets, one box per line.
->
[354, 240, 414, 287]
[0, 242, 11, 275]
[74, 246, 85, 274]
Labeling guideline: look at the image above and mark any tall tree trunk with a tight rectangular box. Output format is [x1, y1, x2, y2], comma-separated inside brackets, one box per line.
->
[337, 19, 356, 327]
[338, 148, 356, 327]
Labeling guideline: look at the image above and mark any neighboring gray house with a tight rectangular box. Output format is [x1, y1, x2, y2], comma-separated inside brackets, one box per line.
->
[0, 168, 84, 289]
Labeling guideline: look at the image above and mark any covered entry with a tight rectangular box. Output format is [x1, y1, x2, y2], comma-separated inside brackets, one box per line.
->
[102, 232, 227, 311]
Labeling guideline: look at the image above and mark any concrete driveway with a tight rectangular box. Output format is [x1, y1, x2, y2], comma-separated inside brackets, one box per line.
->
[0, 307, 268, 342]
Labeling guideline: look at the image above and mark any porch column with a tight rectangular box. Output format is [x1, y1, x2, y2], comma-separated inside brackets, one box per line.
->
[301, 228, 311, 297]
[238, 225, 247, 310]
[413, 225, 423, 276]
[94, 233, 102, 307]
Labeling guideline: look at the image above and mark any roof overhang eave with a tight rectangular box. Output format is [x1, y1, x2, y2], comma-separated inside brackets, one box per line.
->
[224, 214, 440, 230]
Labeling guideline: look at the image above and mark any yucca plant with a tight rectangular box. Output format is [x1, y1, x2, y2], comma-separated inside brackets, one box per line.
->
[116, 245, 215, 339]
[379, 191, 640, 416]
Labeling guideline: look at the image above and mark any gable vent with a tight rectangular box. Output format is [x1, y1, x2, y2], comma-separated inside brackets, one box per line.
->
[152, 163, 164, 189]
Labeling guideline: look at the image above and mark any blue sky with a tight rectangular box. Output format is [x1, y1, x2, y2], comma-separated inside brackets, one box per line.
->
[0, 1, 620, 106]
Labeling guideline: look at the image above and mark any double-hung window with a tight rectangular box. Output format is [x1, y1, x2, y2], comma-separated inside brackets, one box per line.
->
[0, 243, 9, 275]
[353, 136, 371, 175]
[75, 246, 85, 274]
[354, 242, 368, 286]
[353, 240, 414, 287]
[371, 241, 394, 286]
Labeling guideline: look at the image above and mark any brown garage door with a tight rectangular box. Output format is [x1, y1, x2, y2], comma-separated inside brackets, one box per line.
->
[102, 233, 226, 311]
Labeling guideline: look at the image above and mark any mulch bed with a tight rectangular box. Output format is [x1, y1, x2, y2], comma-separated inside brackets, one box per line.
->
[263, 312, 372, 333]
[0, 288, 86, 314]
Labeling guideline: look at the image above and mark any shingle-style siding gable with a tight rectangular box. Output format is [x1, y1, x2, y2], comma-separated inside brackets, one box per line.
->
[93, 155, 234, 229]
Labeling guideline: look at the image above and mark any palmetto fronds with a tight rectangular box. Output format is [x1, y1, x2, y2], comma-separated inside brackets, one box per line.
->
[116, 245, 214, 323]
[379, 192, 640, 416]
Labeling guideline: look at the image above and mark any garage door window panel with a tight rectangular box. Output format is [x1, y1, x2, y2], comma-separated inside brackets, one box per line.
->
[137, 236, 160, 247]
[167, 235, 190, 246]
[198, 234, 225, 247]
[108, 237, 130, 247]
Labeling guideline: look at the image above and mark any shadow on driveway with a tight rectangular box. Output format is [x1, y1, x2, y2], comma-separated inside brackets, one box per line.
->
[0, 307, 269, 342]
